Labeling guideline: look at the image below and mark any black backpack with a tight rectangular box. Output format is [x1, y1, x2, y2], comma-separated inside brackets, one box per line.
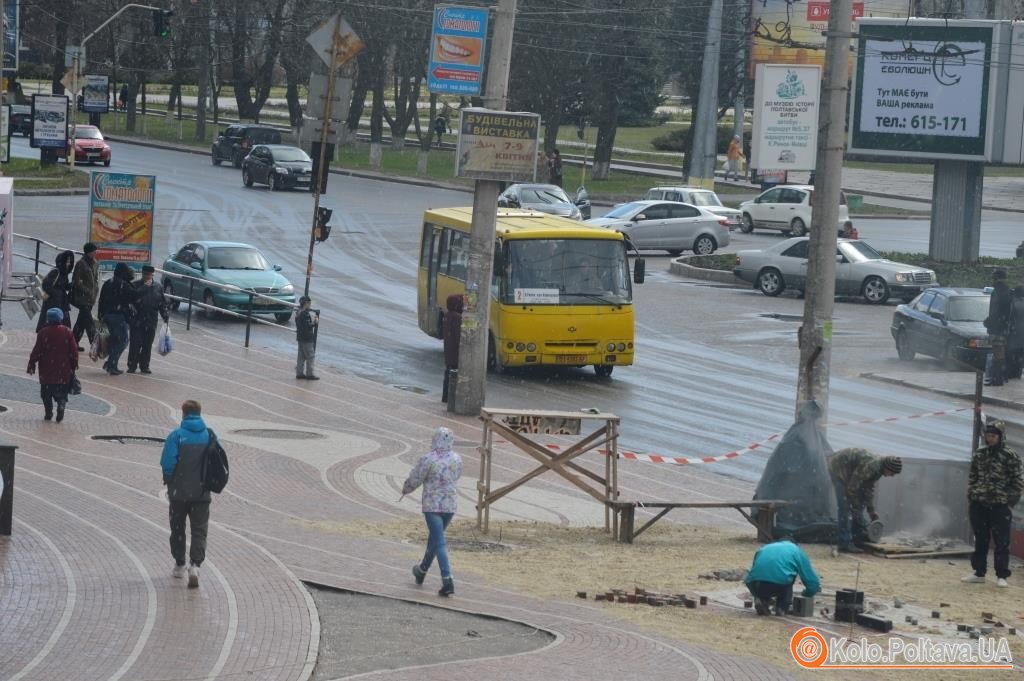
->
[200, 428, 230, 494]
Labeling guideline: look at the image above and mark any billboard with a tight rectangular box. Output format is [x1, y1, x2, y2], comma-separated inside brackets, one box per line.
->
[30, 94, 68, 149]
[456, 108, 540, 182]
[3, 1, 17, 73]
[849, 20, 1000, 161]
[749, 0, 906, 71]
[751, 64, 820, 170]
[82, 75, 110, 113]
[88, 172, 156, 271]
[428, 5, 488, 95]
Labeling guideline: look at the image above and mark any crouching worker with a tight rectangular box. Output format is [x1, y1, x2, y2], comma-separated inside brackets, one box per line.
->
[744, 538, 820, 616]
[828, 448, 902, 552]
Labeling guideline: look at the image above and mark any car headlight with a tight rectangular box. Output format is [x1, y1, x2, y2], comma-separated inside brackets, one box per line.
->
[526, 342, 536, 352]
[280, 284, 294, 294]
[275, 166, 290, 174]
[894, 272, 910, 283]
[515, 342, 526, 352]
[607, 342, 616, 352]
[617, 342, 626, 352]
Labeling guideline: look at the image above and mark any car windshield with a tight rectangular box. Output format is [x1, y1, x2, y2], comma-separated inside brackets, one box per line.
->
[272, 148, 310, 162]
[947, 296, 990, 322]
[604, 202, 645, 219]
[504, 238, 631, 305]
[518, 186, 571, 205]
[839, 240, 883, 262]
[206, 247, 268, 270]
[74, 127, 103, 140]
[687, 191, 722, 207]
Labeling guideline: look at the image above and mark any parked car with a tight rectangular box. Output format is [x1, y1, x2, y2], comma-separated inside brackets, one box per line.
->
[586, 200, 730, 255]
[738, 185, 853, 236]
[241, 145, 313, 191]
[161, 241, 296, 323]
[211, 124, 282, 168]
[643, 186, 742, 230]
[497, 183, 589, 220]
[733, 237, 937, 304]
[65, 125, 111, 166]
[9, 104, 31, 136]
[890, 288, 990, 368]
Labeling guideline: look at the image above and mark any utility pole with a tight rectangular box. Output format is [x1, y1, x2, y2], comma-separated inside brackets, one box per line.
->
[451, 0, 517, 416]
[195, 0, 211, 142]
[795, 0, 853, 429]
[687, 0, 723, 188]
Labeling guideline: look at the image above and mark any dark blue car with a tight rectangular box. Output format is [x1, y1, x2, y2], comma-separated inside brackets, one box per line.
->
[890, 287, 990, 368]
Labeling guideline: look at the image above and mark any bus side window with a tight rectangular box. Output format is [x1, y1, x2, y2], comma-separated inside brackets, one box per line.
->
[447, 231, 469, 281]
[420, 224, 436, 269]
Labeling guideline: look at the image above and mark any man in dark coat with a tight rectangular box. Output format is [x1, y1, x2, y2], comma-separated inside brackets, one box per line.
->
[27, 307, 79, 422]
[442, 293, 462, 403]
[295, 296, 319, 380]
[128, 265, 169, 374]
[160, 399, 213, 589]
[37, 250, 75, 332]
[985, 269, 1013, 386]
[1007, 286, 1024, 379]
[98, 262, 136, 375]
[71, 242, 101, 350]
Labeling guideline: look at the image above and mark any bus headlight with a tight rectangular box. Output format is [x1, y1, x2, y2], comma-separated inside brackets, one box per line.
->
[515, 342, 526, 352]
[607, 342, 616, 351]
[526, 342, 536, 352]
[617, 342, 626, 352]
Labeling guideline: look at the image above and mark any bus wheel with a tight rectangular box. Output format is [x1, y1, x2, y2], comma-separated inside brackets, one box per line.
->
[594, 364, 614, 377]
[487, 334, 506, 374]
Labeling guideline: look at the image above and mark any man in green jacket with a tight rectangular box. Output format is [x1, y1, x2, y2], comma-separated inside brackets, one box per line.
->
[828, 448, 903, 552]
[71, 242, 100, 350]
[962, 420, 1023, 588]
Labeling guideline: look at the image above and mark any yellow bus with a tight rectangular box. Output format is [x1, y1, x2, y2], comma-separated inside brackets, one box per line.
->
[418, 207, 642, 377]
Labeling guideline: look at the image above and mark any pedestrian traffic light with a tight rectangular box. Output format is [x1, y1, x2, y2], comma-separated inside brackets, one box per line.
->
[153, 9, 173, 37]
[315, 208, 333, 242]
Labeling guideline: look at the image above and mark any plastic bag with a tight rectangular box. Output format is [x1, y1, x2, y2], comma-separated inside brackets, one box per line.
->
[68, 373, 82, 396]
[158, 323, 173, 356]
[90, 332, 110, 362]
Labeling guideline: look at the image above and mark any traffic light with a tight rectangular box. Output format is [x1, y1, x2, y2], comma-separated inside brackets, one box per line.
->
[153, 9, 173, 37]
[315, 208, 333, 242]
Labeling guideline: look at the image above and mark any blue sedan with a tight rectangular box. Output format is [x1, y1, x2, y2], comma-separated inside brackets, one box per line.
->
[890, 287, 990, 369]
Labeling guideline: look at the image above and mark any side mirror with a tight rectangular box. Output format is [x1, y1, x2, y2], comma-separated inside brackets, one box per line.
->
[835, 254, 843, 263]
[189, 261, 202, 270]
[273, 264, 282, 272]
[635, 213, 646, 221]
[497, 198, 508, 207]
[633, 258, 646, 284]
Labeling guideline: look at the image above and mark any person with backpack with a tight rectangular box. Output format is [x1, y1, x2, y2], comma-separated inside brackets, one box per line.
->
[160, 399, 214, 589]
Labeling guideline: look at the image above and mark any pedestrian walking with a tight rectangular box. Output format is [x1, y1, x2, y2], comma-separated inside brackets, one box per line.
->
[127, 265, 168, 374]
[27, 307, 79, 422]
[1007, 286, 1024, 380]
[744, 538, 820, 616]
[71, 242, 101, 351]
[984, 269, 1013, 386]
[827, 449, 902, 552]
[442, 294, 462, 403]
[118, 84, 128, 111]
[433, 114, 449, 148]
[36, 250, 75, 332]
[404, 427, 463, 597]
[161, 399, 214, 589]
[962, 420, 1023, 588]
[97, 263, 136, 375]
[295, 296, 319, 380]
[726, 135, 744, 180]
[547, 148, 563, 188]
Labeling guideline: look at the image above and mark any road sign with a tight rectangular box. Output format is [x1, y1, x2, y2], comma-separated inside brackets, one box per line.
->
[308, 72, 352, 114]
[428, 5, 488, 95]
[306, 12, 364, 67]
[60, 69, 78, 95]
[64, 45, 84, 69]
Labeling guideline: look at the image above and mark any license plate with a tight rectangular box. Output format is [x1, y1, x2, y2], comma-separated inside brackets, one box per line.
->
[555, 354, 587, 363]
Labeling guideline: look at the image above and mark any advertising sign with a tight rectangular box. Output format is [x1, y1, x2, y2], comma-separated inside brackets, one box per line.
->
[455, 108, 540, 182]
[88, 172, 156, 271]
[3, 1, 17, 73]
[428, 5, 489, 95]
[749, 0, 906, 72]
[0, 178, 12, 298]
[82, 74, 109, 113]
[850, 20, 997, 160]
[750, 64, 820, 170]
[30, 94, 68, 149]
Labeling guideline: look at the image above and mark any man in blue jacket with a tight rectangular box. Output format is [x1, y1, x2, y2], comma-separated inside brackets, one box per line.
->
[160, 399, 212, 588]
[744, 538, 821, 616]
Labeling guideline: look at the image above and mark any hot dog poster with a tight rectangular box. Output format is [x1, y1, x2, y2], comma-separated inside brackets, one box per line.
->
[88, 172, 156, 271]
[427, 5, 488, 95]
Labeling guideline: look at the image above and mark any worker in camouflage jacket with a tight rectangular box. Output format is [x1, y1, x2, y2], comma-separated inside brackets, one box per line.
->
[827, 448, 903, 552]
[962, 420, 1023, 588]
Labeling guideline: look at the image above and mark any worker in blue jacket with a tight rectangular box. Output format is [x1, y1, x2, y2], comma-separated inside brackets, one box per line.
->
[744, 538, 821, 616]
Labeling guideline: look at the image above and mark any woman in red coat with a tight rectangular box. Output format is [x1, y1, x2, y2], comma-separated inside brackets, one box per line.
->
[27, 307, 79, 422]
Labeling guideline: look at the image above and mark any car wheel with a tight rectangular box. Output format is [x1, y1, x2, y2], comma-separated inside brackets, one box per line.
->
[163, 281, 180, 312]
[275, 311, 292, 324]
[693, 235, 717, 255]
[268, 173, 278, 191]
[103, 159, 111, 167]
[895, 329, 915, 361]
[487, 334, 506, 374]
[666, 248, 683, 256]
[242, 168, 254, 187]
[211, 153, 221, 166]
[232, 151, 242, 169]
[741, 214, 755, 233]
[594, 364, 614, 378]
[791, 218, 807, 236]
[861, 275, 890, 304]
[757, 268, 785, 297]
[203, 290, 220, 320]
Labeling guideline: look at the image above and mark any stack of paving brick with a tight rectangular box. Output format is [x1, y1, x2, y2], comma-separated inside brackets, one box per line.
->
[580, 588, 708, 609]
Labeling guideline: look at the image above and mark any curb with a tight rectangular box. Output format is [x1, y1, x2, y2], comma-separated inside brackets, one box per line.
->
[14, 187, 90, 196]
[668, 256, 747, 286]
[860, 372, 1024, 415]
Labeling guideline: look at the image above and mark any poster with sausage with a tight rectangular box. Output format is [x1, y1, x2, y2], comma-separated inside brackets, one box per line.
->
[87, 172, 156, 271]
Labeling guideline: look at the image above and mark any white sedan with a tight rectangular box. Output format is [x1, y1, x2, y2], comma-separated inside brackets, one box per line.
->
[586, 200, 731, 256]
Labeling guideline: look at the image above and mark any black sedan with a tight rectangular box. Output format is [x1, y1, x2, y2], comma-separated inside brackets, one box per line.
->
[10, 104, 31, 136]
[497, 183, 590, 220]
[890, 287, 990, 369]
[241, 144, 313, 191]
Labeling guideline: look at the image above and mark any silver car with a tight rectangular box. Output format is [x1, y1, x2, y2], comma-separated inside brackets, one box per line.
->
[733, 237, 937, 304]
[586, 200, 731, 256]
[643, 186, 742, 230]
[739, 185, 853, 236]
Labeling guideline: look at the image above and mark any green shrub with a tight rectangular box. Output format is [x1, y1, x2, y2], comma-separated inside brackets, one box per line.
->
[651, 125, 738, 153]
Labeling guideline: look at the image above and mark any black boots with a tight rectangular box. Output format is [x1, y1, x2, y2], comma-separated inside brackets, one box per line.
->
[412, 564, 426, 586]
[438, 576, 454, 597]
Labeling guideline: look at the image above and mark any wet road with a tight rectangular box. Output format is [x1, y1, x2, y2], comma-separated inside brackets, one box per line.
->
[10, 137, 986, 485]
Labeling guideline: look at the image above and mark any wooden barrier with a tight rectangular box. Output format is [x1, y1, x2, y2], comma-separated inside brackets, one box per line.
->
[608, 500, 790, 544]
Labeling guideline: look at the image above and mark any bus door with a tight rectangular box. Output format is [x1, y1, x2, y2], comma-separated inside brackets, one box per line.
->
[423, 225, 447, 336]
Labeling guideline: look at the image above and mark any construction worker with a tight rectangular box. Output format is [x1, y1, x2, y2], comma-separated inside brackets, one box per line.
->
[744, 538, 820, 616]
[827, 448, 903, 552]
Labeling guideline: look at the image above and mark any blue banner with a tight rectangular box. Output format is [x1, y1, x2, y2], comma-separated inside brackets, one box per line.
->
[427, 5, 488, 95]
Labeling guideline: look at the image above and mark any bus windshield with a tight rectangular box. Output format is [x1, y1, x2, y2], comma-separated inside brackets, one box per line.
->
[504, 238, 631, 305]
